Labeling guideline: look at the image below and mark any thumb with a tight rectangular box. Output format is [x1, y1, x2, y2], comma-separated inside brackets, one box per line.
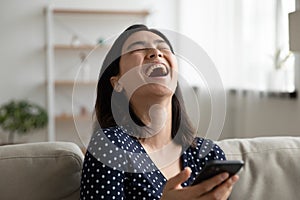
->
[164, 167, 192, 191]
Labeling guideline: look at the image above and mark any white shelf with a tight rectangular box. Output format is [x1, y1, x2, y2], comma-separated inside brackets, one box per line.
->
[52, 8, 150, 16]
[54, 80, 97, 86]
[53, 44, 110, 50]
[45, 6, 149, 142]
[55, 114, 92, 121]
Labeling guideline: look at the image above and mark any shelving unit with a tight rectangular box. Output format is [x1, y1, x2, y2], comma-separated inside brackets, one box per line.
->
[55, 114, 91, 121]
[52, 8, 150, 16]
[54, 44, 98, 50]
[54, 80, 98, 86]
[45, 6, 150, 142]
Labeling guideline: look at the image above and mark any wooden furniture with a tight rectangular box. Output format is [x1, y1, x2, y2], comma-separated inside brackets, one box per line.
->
[45, 6, 150, 142]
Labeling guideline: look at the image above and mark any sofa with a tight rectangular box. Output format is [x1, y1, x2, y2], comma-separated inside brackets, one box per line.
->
[0, 142, 84, 200]
[217, 136, 300, 200]
[0, 136, 300, 200]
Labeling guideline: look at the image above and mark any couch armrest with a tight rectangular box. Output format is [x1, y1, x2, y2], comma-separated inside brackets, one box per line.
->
[0, 142, 84, 200]
[217, 137, 300, 200]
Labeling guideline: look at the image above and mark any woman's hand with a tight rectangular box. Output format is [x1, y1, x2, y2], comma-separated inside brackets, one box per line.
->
[160, 167, 239, 200]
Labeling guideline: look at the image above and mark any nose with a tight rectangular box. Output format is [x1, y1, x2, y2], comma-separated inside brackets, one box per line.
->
[147, 48, 163, 59]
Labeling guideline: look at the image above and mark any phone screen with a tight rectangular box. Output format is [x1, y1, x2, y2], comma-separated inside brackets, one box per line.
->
[191, 160, 244, 186]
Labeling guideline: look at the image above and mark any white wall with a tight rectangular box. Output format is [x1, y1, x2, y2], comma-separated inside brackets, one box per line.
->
[0, 0, 47, 105]
[0, 0, 49, 143]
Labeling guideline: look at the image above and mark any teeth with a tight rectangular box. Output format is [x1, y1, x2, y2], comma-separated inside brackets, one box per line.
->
[145, 64, 168, 77]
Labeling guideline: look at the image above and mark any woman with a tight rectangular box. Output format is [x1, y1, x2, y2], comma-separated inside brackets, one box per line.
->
[80, 24, 239, 200]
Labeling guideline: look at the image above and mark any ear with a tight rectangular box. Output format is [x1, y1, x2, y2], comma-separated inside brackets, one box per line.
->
[110, 76, 123, 92]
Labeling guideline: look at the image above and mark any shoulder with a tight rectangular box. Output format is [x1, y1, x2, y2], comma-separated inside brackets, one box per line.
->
[189, 137, 226, 160]
[88, 126, 139, 151]
[95, 125, 129, 139]
[101, 126, 129, 138]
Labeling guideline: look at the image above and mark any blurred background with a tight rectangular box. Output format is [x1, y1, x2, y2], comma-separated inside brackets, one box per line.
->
[0, 0, 299, 148]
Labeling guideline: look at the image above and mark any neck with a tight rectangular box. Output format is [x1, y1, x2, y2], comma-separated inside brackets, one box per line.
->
[138, 122, 172, 151]
[132, 97, 173, 151]
[132, 96, 183, 171]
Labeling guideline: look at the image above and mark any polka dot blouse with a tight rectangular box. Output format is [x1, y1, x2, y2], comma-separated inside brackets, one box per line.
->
[80, 126, 226, 200]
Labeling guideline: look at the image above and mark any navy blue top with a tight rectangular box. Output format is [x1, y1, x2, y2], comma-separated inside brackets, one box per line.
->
[80, 126, 226, 200]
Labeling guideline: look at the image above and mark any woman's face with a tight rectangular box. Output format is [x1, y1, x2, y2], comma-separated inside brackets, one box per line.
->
[112, 31, 178, 100]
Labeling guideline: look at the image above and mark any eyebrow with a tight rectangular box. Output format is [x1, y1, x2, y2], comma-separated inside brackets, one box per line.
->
[125, 39, 168, 51]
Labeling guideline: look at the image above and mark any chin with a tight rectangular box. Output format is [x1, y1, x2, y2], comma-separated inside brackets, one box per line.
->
[146, 84, 174, 97]
[135, 84, 174, 98]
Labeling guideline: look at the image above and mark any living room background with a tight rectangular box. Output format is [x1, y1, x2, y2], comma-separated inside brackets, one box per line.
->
[0, 0, 300, 146]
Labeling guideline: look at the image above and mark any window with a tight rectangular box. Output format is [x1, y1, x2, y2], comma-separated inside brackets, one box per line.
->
[179, 0, 296, 93]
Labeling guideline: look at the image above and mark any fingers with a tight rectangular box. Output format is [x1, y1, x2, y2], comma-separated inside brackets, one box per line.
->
[162, 171, 239, 200]
[164, 167, 192, 191]
[189, 172, 230, 195]
[202, 175, 239, 200]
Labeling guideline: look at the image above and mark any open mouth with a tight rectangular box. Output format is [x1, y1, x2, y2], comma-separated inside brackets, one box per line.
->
[145, 64, 169, 77]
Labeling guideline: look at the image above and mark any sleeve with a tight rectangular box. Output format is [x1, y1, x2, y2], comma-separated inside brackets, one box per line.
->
[80, 150, 126, 200]
[80, 127, 129, 200]
[196, 138, 226, 161]
[211, 141, 226, 161]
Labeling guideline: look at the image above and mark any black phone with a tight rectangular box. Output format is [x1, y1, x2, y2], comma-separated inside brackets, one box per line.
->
[191, 160, 244, 186]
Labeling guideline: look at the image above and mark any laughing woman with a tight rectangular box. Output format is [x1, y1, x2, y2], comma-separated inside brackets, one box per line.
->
[80, 24, 239, 200]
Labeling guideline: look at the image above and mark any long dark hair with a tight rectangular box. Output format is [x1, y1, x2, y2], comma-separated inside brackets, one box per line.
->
[94, 24, 196, 147]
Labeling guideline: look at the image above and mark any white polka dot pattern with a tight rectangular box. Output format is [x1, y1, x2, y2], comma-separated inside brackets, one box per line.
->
[80, 126, 226, 199]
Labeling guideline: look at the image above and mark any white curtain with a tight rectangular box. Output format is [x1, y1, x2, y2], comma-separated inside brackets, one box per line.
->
[178, 0, 295, 93]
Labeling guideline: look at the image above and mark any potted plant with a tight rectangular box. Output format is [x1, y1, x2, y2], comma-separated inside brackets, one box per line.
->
[0, 100, 48, 144]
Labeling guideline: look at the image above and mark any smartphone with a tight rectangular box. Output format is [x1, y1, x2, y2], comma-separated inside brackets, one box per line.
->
[191, 160, 244, 186]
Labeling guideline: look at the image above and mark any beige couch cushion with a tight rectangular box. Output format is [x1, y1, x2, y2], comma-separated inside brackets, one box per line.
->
[217, 137, 300, 200]
[0, 142, 84, 200]
[1, 138, 299, 200]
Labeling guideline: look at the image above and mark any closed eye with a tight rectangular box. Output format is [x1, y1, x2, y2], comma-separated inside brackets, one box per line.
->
[128, 48, 148, 54]
[125, 41, 146, 53]
[126, 47, 172, 55]
[158, 47, 171, 52]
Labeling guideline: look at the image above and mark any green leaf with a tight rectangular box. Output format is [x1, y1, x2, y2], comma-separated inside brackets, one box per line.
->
[0, 100, 48, 134]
